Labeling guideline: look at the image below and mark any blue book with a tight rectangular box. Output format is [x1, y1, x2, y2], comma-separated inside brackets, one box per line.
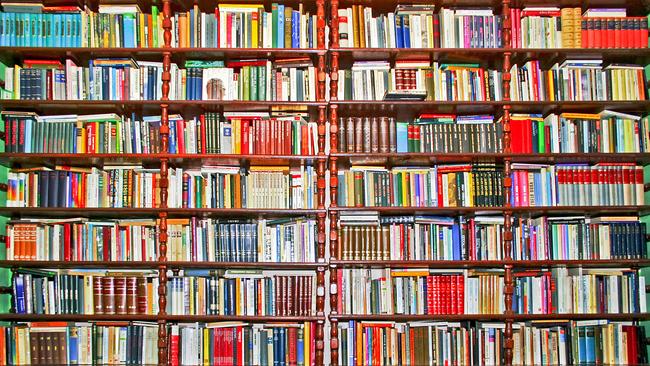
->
[403, 15, 410, 48]
[123, 14, 136, 48]
[168, 118, 177, 153]
[297, 328, 304, 365]
[0, 13, 5, 46]
[273, 328, 280, 366]
[291, 11, 299, 48]
[277, 4, 285, 48]
[279, 328, 286, 366]
[14, 276, 25, 313]
[396, 122, 408, 152]
[585, 326, 595, 364]
[189, 8, 195, 47]
[24, 118, 32, 153]
[395, 15, 403, 48]
[451, 223, 461, 260]
[9, 13, 16, 47]
[67, 326, 79, 363]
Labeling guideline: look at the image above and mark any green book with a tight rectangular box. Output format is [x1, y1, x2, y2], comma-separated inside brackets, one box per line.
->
[250, 65, 258, 101]
[271, 3, 278, 48]
[152, 6, 159, 47]
[242, 66, 250, 101]
[537, 119, 545, 153]
[258, 65, 266, 100]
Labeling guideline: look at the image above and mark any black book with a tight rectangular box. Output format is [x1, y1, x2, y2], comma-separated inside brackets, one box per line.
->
[47, 170, 58, 207]
[38, 171, 49, 207]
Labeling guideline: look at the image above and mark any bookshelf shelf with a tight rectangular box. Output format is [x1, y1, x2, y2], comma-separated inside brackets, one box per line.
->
[162, 315, 326, 322]
[331, 205, 650, 216]
[0, 207, 327, 219]
[0, 153, 327, 168]
[0, 260, 324, 269]
[330, 313, 650, 322]
[332, 152, 650, 165]
[0, 314, 327, 322]
[330, 259, 650, 269]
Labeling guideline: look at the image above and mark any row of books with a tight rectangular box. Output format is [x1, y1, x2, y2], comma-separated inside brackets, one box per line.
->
[6, 167, 164, 208]
[338, 321, 647, 366]
[166, 271, 314, 316]
[337, 115, 502, 154]
[337, 269, 502, 315]
[1, 322, 159, 365]
[337, 214, 648, 262]
[338, 5, 502, 49]
[167, 166, 316, 209]
[514, 267, 647, 314]
[6, 165, 317, 209]
[4, 58, 319, 102]
[337, 164, 504, 208]
[513, 7, 649, 49]
[166, 218, 316, 263]
[169, 322, 315, 366]
[171, 4, 321, 49]
[512, 216, 647, 261]
[174, 59, 317, 101]
[13, 270, 159, 315]
[1, 111, 322, 155]
[7, 219, 160, 262]
[510, 111, 649, 154]
[7, 217, 317, 263]
[510, 163, 645, 207]
[0, 3, 164, 48]
[337, 61, 503, 101]
[510, 60, 646, 102]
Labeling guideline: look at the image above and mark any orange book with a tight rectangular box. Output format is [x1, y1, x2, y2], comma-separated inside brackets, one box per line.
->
[234, 173, 242, 208]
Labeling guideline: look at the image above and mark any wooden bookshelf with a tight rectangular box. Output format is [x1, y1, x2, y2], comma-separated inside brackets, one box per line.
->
[0, 260, 325, 269]
[330, 313, 650, 321]
[330, 259, 650, 269]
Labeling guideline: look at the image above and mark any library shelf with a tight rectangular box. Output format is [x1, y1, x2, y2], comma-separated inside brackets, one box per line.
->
[330, 313, 650, 322]
[329, 259, 650, 269]
[0, 207, 327, 219]
[0, 153, 327, 168]
[0, 47, 327, 60]
[162, 315, 325, 322]
[331, 100, 650, 118]
[0, 100, 328, 114]
[332, 152, 650, 166]
[0, 314, 160, 321]
[0, 261, 324, 270]
[331, 205, 650, 216]
[332, 47, 650, 62]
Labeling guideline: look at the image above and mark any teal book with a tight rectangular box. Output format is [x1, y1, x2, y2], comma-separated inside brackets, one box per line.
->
[277, 4, 284, 48]
[396, 122, 408, 152]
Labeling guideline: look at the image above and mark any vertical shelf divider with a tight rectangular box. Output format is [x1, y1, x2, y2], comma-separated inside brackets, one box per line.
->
[501, 0, 515, 365]
[328, 1, 340, 364]
[158, 0, 172, 364]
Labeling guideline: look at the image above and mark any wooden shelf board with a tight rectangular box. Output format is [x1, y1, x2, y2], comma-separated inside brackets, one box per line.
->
[330, 259, 650, 268]
[331, 205, 650, 216]
[0, 207, 326, 218]
[330, 313, 650, 321]
[0, 260, 324, 269]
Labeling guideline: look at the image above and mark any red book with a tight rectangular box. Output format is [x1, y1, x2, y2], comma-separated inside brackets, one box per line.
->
[169, 326, 179, 366]
[241, 119, 250, 155]
[614, 18, 622, 48]
[226, 13, 233, 48]
[86, 123, 96, 153]
[200, 114, 207, 154]
[593, 19, 602, 47]
[582, 19, 590, 48]
[457, 275, 464, 314]
[115, 277, 127, 314]
[413, 125, 421, 151]
[101, 276, 116, 314]
[450, 275, 458, 314]
[607, 18, 616, 48]
[285, 120, 292, 155]
[63, 223, 71, 261]
[641, 17, 649, 47]
[236, 326, 243, 366]
[623, 326, 639, 363]
[176, 118, 185, 154]
[300, 122, 309, 155]
[288, 328, 297, 365]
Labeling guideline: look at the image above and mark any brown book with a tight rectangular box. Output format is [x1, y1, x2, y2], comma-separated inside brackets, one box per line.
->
[358, 5, 366, 48]
[307, 276, 313, 315]
[275, 276, 283, 316]
[362, 117, 371, 152]
[114, 276, 127, 315]
[285, 7, 293, 49]
[379, 117, 389, 153]
[370, 117, 379, 153]
[354, 117, 363, 153]
[136, 277, 147, 314]
[338, 117, 346, 153]
[448, 172, 458, 206]
[29, 330, 39, 365]
[57, 331, 67, 366]
[346, 117, 355, 152]
[102, 276, 116, 315]
[395, 69, 404, 90]
[126, 277, 138, 314]
[38, 331, 47, 365]
[573, 7, 582, 47]
[44, 332, 54, 365]
[93, 276, 103, 314]
[353, 171, 364, 206]
[388, 118, 397, 152]
[351, 5, 360, 47]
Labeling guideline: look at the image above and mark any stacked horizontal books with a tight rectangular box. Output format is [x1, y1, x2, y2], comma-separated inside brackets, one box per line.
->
[337, 214, 504, 261]
[0, 3, 164, 48]
[508, 111, 649, 154]
[0, 322, 160, 365]
[12, 269, 159, 315]
[337, 164, 504, 208]
[7, 218, 160, 261]
[171, 3, 322, 48]
[169, 322, 316, 365]
[509, 59, 647, 101]
[509, 163, 645, 207]
[337, 268, 503, 315]
[6, 166, 164, 208]
[512, 216, 647, 261]
[166, 270, 315, 316]
[337, 5, 502, 48]
[337, 114, 502, 154]
[512, 7, 649, 48]
[337, 61, 503, 101]
[166, 218, 316, 263]
[166, 165, 317, 209]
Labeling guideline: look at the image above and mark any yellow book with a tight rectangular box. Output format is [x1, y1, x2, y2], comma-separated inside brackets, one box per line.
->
[218, 3, 264, 10]
[203, 328, 210, 364]
[546, 70, 555, 102]
[233, 118, 241, 154]
[235, 278, 242, 314]
[252, 10, 259, 48]
[352, 5, 360, 48]
[390, 269, 429, 277]
[427, 14, 434, 48]
[304, 322, 311, 365]
[249, 165, 290, 172]
[560, 113, 600, 119]
[400, 172, 407, 207]
[13, 64, 21, 99]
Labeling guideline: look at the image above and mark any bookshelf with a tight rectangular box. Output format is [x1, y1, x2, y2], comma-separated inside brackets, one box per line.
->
[328, 0, 650, 365]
